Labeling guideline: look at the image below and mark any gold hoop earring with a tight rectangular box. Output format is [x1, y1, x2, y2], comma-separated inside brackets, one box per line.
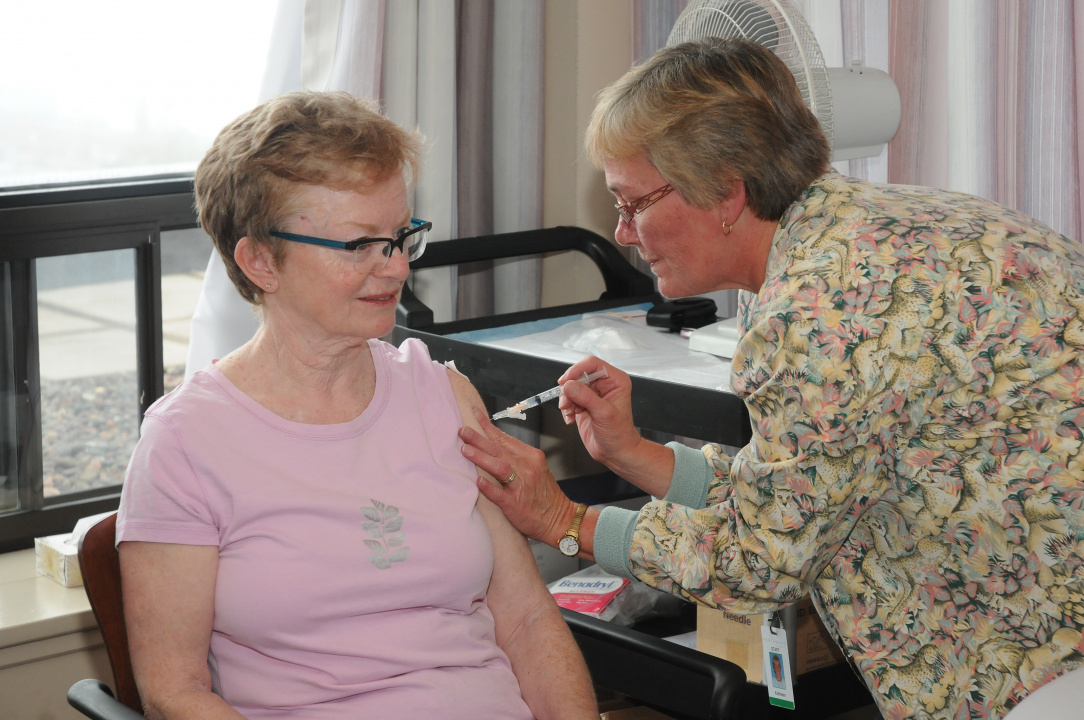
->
[720, 205, 745, 235]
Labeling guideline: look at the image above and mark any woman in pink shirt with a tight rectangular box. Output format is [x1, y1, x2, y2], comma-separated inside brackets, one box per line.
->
[116, 91, 596, 720]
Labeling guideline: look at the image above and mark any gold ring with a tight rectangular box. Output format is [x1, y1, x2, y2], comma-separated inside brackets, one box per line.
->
[501, 469, 516, 486]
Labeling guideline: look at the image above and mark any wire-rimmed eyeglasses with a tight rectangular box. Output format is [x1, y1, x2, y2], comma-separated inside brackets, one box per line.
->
[615, 184, 674, 224]
[270, 218, 431, 273]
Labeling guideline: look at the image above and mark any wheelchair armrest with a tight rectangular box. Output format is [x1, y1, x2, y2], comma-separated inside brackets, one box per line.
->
[562, 608, 746, 720]
[68, 679, 145, 720]
[397, 226, 656, 330]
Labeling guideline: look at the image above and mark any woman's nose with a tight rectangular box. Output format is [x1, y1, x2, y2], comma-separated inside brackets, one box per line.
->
[614, 218, 638, 247]
[377, 247, 411, 280]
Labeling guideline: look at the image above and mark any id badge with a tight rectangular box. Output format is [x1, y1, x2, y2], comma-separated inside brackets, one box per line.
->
[762, 613, 795, 709]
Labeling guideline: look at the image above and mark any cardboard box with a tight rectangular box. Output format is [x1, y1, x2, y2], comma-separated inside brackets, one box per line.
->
[696, 597, 844, 684]
[35, 533, 83, 587]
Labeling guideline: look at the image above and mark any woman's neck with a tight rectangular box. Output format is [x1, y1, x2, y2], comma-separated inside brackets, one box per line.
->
[217, 323, 378, 425]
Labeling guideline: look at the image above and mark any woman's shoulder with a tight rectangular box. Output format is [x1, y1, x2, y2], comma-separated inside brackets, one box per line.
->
[147, 365, 225, 415]
[375, 336, 437, 366]
[374, 336, 480, 411]
[141, 365, 243, 439]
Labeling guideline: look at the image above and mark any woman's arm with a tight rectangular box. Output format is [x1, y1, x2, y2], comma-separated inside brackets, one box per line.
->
[456, 355, 677, 557]
[449, 371, 597, 720]
[119, 541, 244, 720]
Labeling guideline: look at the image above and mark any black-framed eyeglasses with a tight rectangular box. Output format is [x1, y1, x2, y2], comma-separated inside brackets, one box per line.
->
[615, 184, 674, 224]
[270, 218, 431, 273]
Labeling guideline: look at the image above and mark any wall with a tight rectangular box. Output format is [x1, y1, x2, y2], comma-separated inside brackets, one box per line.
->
[541, 0, 633, 306]
[0, 549, 113, 720]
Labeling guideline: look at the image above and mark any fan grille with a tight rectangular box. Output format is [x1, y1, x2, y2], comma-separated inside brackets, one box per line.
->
[666, 0, 834, 149]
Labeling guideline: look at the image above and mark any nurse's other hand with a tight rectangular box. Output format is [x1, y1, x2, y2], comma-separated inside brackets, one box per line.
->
[557, 357, 642, 473]
[459, 409, 576, 547]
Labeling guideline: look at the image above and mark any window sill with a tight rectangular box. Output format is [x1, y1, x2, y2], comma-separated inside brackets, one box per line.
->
[0, 549, 97, 655]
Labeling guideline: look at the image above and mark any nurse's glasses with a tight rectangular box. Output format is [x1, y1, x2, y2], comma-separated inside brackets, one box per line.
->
[271, 218, 432, 273]
[615, 184, 674, 224]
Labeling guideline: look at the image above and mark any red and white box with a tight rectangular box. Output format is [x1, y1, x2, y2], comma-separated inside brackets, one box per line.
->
[549, 572, 630, 617]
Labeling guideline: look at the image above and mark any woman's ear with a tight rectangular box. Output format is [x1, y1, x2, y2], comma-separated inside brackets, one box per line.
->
[235, 237, 278, 293]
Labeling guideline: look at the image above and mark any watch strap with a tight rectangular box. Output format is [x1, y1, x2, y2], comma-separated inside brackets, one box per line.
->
[566, 503, 587, 540]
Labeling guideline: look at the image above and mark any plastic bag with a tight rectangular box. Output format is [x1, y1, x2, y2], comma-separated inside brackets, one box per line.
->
[548, 564, 686, 627]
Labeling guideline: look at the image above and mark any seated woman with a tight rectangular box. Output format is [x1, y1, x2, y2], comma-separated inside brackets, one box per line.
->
[116, 91, 596, 720]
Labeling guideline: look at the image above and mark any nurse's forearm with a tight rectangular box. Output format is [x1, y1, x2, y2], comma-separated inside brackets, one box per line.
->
[604, 436, 675, 498]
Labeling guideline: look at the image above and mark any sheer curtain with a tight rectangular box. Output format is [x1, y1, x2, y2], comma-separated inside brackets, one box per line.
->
[184, 0, 305, 376]
[888, 0, 1082, 241]
[185, 0, 545, 374]
[631, 0, 1083, 248]
[311, 0, 545, 323]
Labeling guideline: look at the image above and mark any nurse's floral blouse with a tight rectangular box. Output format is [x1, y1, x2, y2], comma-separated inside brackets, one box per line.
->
[627, 172, 1084, 719]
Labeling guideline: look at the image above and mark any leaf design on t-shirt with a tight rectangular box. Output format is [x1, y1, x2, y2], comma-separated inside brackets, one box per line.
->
[361, 499, 410, 570]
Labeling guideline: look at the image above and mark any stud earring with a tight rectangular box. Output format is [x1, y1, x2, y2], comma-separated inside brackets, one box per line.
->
[265, 283, 271, 289]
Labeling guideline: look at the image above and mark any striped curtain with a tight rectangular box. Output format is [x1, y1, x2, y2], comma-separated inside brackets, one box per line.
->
[887, 0, 1082, 241]
[305, 0, 545, 323]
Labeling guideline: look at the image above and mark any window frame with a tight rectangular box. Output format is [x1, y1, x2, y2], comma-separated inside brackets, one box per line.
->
[0, 176, 198, 552]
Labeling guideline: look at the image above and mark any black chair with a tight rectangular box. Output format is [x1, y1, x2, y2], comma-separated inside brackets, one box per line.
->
[68, 679, 144, 720]
[562, 608, 747, 720]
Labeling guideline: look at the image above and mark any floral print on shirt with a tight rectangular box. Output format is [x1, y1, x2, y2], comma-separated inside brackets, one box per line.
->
[627, 172, 1084, 719]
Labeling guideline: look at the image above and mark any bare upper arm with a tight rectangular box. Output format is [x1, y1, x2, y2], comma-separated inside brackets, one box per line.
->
[119, 541, 220, 702]
[445, 368, 559, 642]
[446, 367, 497, 484]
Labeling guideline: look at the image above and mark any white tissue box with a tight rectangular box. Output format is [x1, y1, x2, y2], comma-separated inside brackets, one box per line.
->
[34, 511, 115, 587]
[35, 534, 83, 587]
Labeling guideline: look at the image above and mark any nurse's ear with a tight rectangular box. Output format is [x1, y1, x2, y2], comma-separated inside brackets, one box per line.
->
[235, 236, 279, 294]
[716, 179, 748, 235]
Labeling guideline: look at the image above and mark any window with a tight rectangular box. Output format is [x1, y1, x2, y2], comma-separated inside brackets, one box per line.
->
[0, 182, 201, 551]
[1, 0, 275, 188]
[0, 1, 275, 550]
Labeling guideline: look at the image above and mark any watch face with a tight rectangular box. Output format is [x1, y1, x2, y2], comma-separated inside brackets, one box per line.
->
[558, 535, 580, 557]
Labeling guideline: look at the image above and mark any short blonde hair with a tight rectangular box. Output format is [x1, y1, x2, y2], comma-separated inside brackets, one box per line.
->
[585, 37, 830, 221]
[194, 91, 424, 304]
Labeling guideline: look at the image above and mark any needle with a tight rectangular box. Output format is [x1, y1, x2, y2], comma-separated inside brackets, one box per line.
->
[491, 368, 609, 421]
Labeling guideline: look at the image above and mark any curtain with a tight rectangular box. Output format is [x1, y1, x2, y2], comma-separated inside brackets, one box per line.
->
[184, 0, 305, 377]
[887, 0, 1082, 241]
[289, 0, 547, 324]
[454, 1, 546, 318]
[490, 2, 545, 315]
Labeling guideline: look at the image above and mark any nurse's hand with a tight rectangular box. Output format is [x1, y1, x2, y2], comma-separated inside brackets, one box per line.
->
[459, 409, 578, 548]
[558, 356, 675, 498]
[556, 357, 642, 472]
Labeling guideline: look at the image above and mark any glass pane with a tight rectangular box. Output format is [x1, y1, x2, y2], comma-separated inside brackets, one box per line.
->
[0, 265, 17, 512]
[162, 228, 214, 390]
[0, 0, 276, 188]
[38, 250, 139, 497]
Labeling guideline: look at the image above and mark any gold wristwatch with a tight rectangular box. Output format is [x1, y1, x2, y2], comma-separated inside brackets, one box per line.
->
[558, 503, 588, 557]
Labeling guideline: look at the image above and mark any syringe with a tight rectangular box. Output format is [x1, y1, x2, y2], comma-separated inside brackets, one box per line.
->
[491, 368, 609, 421]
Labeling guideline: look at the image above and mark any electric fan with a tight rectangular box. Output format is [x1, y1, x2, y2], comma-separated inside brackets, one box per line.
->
[667, 0, 901, 162]
[671, 0, 900, 358]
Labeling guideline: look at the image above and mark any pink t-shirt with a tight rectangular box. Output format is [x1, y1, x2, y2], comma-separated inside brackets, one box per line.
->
[117, 338, 533, 719]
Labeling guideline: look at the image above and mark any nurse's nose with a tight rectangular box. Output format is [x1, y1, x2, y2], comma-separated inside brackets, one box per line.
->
[614, 216, 639, 248]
